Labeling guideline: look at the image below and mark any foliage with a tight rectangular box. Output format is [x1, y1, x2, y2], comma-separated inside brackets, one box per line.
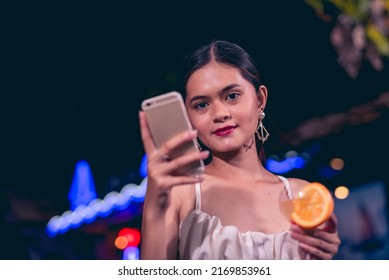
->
[306, 0, 389, 78]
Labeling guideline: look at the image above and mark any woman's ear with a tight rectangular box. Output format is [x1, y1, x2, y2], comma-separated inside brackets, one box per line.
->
[257, 85, 268, 111]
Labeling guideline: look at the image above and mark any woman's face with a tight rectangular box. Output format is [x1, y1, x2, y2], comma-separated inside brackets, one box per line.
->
[185, 61, 267, 154]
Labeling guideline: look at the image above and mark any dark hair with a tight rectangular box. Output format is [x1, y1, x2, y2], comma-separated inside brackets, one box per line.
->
[177, 40, 266, 163]
[178, 40, 261, 98]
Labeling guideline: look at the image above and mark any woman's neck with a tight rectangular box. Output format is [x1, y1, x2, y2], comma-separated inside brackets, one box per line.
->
[205, 145, 270, 181]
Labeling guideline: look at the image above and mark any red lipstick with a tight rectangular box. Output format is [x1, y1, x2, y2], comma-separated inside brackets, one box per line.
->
[213, 126, 236, 136]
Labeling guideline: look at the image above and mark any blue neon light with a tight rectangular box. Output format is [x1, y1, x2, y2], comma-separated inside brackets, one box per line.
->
[68, 160, 97, 210]
[139, 154, 148, 178]
[46, 177, 147, 237]
[123, 246, 140, 260]
[265, 156, 306, 174]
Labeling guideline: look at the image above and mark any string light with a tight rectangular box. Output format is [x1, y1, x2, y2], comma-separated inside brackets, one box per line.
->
[46, 178, 147, 237]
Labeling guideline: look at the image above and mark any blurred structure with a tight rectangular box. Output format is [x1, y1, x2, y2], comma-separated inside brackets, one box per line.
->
[0, 191, 30, 259]
[334, 181, 389, 259]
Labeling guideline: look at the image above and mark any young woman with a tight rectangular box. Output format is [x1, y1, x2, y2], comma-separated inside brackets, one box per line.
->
[139, 40, 340, 260]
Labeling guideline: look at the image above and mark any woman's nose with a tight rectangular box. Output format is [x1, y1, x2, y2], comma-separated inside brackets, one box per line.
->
[212, 102, 231, 123]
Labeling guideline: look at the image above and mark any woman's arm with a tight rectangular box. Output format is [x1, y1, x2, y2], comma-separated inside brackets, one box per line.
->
[140, 187, 180, 259]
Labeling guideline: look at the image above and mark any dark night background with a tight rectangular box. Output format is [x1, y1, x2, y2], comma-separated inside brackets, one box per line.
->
[1, 1, 388, 259]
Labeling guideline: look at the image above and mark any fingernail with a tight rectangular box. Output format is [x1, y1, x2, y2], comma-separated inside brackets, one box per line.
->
[299, 242, 308, 250]
[189, 129, 198, 137]
[201, 150, 210, 156]
[195, 175, 203, 182]
[290, 224, 299, 231]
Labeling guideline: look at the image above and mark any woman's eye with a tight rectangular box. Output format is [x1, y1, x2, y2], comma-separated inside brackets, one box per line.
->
[194, 102, 208, 109]
[226, 92, 239, 100]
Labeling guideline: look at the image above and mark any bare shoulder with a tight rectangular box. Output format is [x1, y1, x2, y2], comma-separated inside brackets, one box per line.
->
[286, 177, 310, 192]
[170, 183, 193, 202]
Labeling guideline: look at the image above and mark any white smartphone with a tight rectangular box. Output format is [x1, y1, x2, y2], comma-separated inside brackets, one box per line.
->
[141, 91, 205, 176]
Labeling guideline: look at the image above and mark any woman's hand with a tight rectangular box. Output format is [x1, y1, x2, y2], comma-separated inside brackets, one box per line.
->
[290, 214, 341, 260]
[139, 111, 209, 259]
[139, 111, 208, 209]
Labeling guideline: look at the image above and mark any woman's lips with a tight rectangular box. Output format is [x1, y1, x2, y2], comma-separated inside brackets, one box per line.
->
[213, 126, 236, 136]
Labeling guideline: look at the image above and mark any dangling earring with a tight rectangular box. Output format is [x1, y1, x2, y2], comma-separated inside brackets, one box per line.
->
[256, 111, 270, 144]
[194, 138, 202, 151]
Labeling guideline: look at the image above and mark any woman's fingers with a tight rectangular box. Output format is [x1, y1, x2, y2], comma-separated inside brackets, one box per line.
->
[140, 110, 200, 164]
[291, 224, 339, 247]
[298, 242, 333, 260]
[291, 227, 338, 253]
[157, 129, 198, 158]
[322, 213, 338, 233]
[164, 150, 209, 175]
[140, 111, 208, 193]
[290, 220, 341, 260]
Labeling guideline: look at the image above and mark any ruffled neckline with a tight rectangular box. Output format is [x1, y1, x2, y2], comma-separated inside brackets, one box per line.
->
[179, 209, 290, 237]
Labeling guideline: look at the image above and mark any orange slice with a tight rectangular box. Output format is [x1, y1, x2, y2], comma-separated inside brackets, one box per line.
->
[291, 182, 334, 229]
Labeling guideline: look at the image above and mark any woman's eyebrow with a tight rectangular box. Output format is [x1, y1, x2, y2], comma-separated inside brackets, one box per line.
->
[218, 83, 240, 95]
[189, 95, 207, 104]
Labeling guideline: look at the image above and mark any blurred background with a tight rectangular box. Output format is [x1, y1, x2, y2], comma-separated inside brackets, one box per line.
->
[2, 0, 389, 260]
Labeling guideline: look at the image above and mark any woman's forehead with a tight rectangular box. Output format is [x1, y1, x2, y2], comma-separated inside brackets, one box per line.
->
[186, 62, 244, 92]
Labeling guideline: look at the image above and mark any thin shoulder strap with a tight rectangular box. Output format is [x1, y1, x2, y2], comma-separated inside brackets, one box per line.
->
[194, 182, 201, 211]
[277, 175, 293, 199]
